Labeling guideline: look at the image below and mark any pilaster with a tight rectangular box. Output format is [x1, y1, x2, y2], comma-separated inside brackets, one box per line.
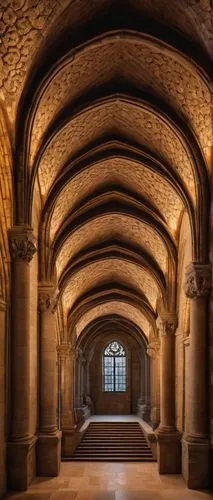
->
[182, 262, 211, 489]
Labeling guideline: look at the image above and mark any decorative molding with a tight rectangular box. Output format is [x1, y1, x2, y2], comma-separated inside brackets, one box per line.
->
[9, 226, 37, 263]
[38, 281, 58, 312]
[184, 262, 212, 299]
[156, 312, 177, 336]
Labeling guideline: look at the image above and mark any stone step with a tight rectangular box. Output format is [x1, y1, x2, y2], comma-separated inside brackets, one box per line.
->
[71, 422, 155, 462]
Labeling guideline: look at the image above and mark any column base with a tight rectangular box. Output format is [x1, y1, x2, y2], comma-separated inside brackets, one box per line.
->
[155, 428, 181, 474]
[182, 436, 210, 489]
[37, 430, 62, 476]
[7, 436, 37, 490]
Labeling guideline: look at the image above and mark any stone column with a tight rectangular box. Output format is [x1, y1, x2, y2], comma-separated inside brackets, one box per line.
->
[142, 354, 151, 422]
[182, 262, 211, 489]
[155, 313, 181, 473]
[58, 343, 75, 430]
[74, 348, 82, 409]
[147, 340, 160, 429]
[7, 225, 37, 490]
[57, 343, 76, 456]
[0, 298, 6, 497]
[37, 281, 61, 476]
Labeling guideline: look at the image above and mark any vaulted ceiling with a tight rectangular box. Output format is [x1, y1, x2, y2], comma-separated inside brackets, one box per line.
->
[1, 0, 212, 343]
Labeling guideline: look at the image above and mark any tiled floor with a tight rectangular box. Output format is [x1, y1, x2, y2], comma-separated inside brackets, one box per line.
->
[4, 417, 213, 499]
[4, 462, 213, 500]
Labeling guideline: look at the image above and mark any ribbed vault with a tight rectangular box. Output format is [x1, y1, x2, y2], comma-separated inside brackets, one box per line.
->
[1, 0, 212, 362]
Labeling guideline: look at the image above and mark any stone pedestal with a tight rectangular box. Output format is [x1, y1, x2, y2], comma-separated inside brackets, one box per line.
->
[157, 430, 181, 474]
[7, 226, 37, 490]
[155, 313, 181, 474]
[182, 263, 211, 489]
[37, 431, 61, 476]
[7, 436, 37, 490]
[182, 438, 210, 489]
[37, 282, 61, 476]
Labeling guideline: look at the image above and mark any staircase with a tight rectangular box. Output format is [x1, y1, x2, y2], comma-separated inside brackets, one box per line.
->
[71, 421, 155, 461]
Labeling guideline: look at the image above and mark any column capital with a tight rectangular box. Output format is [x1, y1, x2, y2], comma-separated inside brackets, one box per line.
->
[57, 342, 73, 360]
[8, 225, 37, 263]
[147, 340, 160, 358]
[156, 312, 177, 336]
[38, 281, 59, 312]
[184, 262, 212, 299]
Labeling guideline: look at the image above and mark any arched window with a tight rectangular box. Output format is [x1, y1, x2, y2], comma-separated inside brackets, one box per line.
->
[103, 341, 127, 392]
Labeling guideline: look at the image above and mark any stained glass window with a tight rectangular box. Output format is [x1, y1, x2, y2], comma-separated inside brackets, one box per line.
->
[103, 341, 127, 392]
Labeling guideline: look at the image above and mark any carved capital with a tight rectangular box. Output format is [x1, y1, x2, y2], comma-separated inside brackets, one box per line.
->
[38, 281, 58, 312]
[9, 225, 37, 263]
[57, 342, 73, 361]
[156, 312, 177, 337]
[147, 341, 160, 358]
[184, 262, 212, 299]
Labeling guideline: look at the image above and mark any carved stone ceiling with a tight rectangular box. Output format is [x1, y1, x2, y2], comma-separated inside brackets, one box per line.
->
[56, 214, 168, 277]
[1, 0, 212, 336]
[50, 158, 183, 240]
[30, 39, 211, 162]
[62, 259, 159, 313]
[1, 0, 212, 125]
[0, 0, 110, 120]
[37, 100, 195, 198]
[75, 300, 151, 339]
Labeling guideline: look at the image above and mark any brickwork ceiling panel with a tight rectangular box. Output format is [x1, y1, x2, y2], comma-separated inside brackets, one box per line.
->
[56, 214, 168, 277]
[30, 40, 211, 162]
[76, 300, 150, 339]
[37, 100, 195, 197]
[50, 158, 183, 240]
[62, 258, 159, 312]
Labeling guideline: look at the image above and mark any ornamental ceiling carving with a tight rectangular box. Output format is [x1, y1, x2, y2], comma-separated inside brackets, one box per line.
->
[50, 158, 183, 240]
[75, 300, 151, 339]
[62, 259, 159, 312]
[30, 40, 211, 162]
[1, 0, 212, 123]
[0, 0, 212, 341]
[56, 214, 168, 277]
[0, 0, 110, 119]
[37, 100, 195, 197]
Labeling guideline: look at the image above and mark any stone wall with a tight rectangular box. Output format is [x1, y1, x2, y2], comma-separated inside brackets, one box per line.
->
[89, 332, 144, 415]
[209, 171, 213, 482]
